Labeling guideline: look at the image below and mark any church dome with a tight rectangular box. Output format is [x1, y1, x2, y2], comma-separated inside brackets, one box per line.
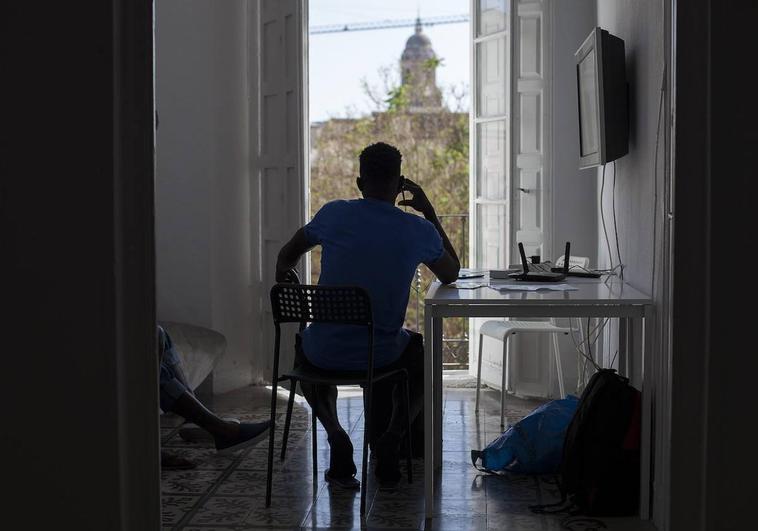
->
[401, 18, 436, 62]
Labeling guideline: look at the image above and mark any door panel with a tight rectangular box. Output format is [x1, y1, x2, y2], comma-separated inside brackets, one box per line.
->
[508, 0, 552, 398]
[476, 120, 508, 199]
[512, 1, 547, 260]
[470, 0, 511, 388]
[477, 37, 508, 117]
[478, 0, 509, 36]
[255, 0, 307, 380]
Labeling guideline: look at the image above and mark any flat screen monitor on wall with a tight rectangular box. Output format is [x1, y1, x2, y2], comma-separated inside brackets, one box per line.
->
[575, 27, 629, 169]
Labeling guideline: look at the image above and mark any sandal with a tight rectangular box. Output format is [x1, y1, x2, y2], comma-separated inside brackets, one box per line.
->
[324, 469, 360, 489]
[325, 431, 359, 488]
[215, 420, 270, 455]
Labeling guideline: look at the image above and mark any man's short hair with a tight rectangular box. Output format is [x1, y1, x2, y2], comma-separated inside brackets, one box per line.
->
[359, 142, 402, 183]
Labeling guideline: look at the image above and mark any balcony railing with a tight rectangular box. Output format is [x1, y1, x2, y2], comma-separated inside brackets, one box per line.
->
[310, 213, 471, 370]
[406, 213, 469, 370]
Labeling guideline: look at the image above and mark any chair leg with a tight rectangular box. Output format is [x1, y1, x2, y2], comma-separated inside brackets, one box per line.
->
[475, 333, 484, 413]
[265, 380, 278, 508]
[311, 395, 318, 483]
[403, 376, 413, 484]
[281, 381, 296, 461]
[360, 386, 372, 517]
[552, 334, 566, 398]
[500, 334, 511, 428]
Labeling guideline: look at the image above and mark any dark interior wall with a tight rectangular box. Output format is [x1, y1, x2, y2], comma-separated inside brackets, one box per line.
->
[705, 1, 758, 524]
[1, 2, 158, 529]
[672, 1, 758, 530]
[669, 0, 709, 527]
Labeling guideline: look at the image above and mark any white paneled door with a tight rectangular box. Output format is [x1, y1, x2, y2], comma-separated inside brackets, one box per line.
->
[470, 0, 511, 394]
[472, 0, 510, 273]
[512, 0, 549, 260]
[470, 0, 553, 398]
[253, 0, 307, 379]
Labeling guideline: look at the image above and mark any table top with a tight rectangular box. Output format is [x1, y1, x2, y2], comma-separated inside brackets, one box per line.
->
[425, 274, 652, 307]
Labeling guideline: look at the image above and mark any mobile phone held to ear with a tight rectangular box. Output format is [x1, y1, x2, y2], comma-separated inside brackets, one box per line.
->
[398, 175, 407, 206]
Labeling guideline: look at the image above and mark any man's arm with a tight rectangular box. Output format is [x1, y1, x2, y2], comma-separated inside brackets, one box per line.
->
[275, 227, 315, 282]
[398, 178, 461, 284]
[423, 209, 461, 284]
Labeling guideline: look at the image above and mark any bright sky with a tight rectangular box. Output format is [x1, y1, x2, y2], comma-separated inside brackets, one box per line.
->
[309, 0, 470, 122]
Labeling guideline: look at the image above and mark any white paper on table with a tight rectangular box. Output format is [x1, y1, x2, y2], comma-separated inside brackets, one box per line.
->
[489, 283, 579, 291]
[449, 281, 487, 289]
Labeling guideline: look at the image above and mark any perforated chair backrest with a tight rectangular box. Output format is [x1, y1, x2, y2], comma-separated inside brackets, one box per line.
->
[270, 284, 373, 326]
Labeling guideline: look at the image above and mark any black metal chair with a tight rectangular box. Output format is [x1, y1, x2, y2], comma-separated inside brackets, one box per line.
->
[265, 276, 413, 516]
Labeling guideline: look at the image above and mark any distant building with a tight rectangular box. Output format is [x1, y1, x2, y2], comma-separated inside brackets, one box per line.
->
[401, 18, 444, 112]
[310, 19, 464, 160]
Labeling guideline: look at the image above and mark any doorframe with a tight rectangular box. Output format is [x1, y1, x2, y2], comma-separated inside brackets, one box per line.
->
[113, 0, 161, 528]
[652, 0, 675, 526]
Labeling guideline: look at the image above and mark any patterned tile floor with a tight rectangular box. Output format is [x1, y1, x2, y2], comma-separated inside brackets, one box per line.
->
[161, 384, 655, 531]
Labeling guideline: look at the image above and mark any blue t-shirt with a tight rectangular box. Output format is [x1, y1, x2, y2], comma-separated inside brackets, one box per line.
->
[300, 198, 444, 370]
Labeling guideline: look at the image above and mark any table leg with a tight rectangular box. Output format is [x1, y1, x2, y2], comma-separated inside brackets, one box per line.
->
[433, 316, 443, 470]
[576, 318, 586, 389]
[619, 317, 629, 377]
[639, 312, 653, 519]
[424, 306, 434, 519]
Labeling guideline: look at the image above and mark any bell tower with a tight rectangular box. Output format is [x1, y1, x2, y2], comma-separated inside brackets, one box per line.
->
[400, 18, 443, 111]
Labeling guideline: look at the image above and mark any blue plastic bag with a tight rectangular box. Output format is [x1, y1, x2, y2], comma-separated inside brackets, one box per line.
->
[471, 395, 579, 474]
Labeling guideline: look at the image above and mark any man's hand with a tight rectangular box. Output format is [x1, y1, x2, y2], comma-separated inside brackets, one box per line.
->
[276, 268, 300, 284]
[397, 178, 434, 216]
[276, 228, 313, 283]
[397, 178, 460, 283]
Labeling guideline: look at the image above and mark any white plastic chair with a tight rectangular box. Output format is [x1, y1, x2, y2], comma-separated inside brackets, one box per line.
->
[475, 319, 570, 427]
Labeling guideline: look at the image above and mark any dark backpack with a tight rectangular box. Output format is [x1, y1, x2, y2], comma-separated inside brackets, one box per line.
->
[533, 368, 641, 517]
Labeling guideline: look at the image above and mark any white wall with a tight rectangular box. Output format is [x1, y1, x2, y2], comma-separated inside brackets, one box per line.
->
[156, 0, 260, 392]
[550, 0, 598, 265]
[596, 1, 668, 524]
[596, 0, 664, 292]
[549, 0, 598, 395]
[596, 0, 665, 377]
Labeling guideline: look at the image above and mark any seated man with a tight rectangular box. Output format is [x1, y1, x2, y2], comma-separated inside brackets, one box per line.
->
[158, 325, 270, 467]
[275, 142, 460, 487]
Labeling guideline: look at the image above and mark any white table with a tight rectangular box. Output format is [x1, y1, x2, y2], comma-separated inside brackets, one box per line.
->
[422, 276, 653, 519]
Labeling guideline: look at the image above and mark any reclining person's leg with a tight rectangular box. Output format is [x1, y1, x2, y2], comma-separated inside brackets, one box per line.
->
[167, 382, 270, 455]
[158, 326, 269, 455]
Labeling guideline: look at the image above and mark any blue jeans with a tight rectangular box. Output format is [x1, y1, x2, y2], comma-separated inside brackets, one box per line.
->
[158, 326, 190, 412]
